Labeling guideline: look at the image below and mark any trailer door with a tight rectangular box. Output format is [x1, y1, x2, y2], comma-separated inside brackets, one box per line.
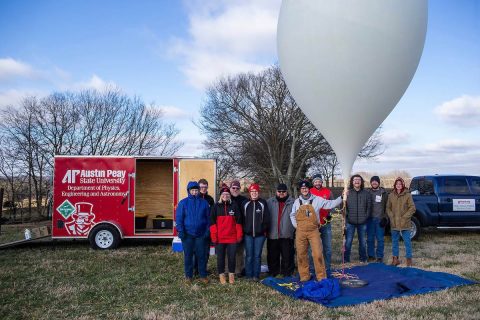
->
[178, 159, 217, 201]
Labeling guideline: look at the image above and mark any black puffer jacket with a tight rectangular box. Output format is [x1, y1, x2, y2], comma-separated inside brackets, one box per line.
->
[242, 198, 270, 237]
[346, 189, 372, 225]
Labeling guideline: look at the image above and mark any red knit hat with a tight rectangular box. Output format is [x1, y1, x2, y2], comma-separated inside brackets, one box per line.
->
[248, 184, 260, 192]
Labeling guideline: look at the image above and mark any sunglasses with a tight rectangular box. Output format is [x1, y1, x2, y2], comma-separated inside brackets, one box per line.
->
[231, 187, 240, 190]
[277, 190, 287, 193]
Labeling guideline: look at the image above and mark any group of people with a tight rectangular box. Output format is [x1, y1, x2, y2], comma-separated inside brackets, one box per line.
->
[175, 174, 416, 284]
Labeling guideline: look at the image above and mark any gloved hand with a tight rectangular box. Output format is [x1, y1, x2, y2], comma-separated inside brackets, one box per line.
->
[380, 217, 389, 228]
[178, 231, 185, 240]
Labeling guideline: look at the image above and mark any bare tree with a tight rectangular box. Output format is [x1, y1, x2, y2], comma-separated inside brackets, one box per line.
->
[0, 88, 183, 220]
[198, 66, 333, 193]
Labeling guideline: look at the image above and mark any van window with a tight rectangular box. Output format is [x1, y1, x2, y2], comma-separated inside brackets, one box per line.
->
[470, 177, 480, 193]
[440, 177, 470, 195]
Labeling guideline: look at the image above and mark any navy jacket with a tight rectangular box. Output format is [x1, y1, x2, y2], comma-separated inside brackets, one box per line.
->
[175, 181, 210, 237]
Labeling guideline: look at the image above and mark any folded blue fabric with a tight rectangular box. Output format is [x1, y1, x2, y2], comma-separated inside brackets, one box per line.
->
[262, 263, 477, 308]
[294, 278, 341, 303]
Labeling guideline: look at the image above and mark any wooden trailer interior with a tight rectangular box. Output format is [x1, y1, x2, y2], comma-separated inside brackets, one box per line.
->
[135, 159, 173, 234]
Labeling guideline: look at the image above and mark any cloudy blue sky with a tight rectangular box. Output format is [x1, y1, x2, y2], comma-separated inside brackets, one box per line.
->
[1, 0, 479, 177]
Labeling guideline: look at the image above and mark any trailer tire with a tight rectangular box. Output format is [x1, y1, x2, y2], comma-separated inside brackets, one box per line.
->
[89, 225, 120, 250]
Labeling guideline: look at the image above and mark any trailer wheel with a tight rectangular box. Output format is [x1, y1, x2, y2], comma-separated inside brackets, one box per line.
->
[410, 216, 421, 241]
[89, 225, 120, 250]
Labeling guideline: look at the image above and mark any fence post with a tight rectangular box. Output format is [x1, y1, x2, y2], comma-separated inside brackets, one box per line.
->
[0, 188, 4, 235]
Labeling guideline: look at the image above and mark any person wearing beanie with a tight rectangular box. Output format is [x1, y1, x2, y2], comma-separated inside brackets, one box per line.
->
[367, 176, 388, 263]
[242, 183, 270, 281]
[229, 180, 247, 276]
[387, 177, 416, 267]
[210, 187, 243, 284]
[344, 174, 372, 264]
[193, 178, 215, 276]
[290, 179, 343, 281]
[309, 174, 334, 276]
[175, 181, 211, 284]
[266, 183, 295, 277]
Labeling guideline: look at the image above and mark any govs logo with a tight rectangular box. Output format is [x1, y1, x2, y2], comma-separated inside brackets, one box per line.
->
[57, 201, 96, 236]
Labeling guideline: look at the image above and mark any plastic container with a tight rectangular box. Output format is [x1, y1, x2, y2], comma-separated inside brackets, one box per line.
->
[172, 237, 183, 252]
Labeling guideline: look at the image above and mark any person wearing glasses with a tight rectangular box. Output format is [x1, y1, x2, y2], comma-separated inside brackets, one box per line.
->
[242, 183, 270, 281]
[229, 180, 247, 276]
[344, 174, 372, 264]
[198, 178, 215, 207]
[290, 180, 343, 281]
[193, 178, 215, 276]
[309, 174, 334, 276]
[266, 183, 295, 278]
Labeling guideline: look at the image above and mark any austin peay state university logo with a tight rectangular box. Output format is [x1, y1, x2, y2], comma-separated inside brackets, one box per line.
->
[61, 202, 97, 236]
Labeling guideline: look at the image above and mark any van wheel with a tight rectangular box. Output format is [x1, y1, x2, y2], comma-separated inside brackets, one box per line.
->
[410, 216, 421, 241]
[89, 225, 120, 249]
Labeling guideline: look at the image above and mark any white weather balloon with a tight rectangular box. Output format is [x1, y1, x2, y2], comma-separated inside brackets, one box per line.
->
[277, 0, 427, 179]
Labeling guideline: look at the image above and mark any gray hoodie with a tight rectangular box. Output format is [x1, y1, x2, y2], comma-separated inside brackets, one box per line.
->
[290, 194, 342, 228]
[266, 196, 295, 239]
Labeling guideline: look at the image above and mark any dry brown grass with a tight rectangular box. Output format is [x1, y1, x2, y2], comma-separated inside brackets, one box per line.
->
[0, 220, 479, 319]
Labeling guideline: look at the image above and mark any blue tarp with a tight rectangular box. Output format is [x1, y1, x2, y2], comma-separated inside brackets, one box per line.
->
[261, 263, 477, 308]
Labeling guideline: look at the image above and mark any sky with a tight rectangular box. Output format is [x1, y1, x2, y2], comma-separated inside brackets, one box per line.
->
[0, 0, 479, 177]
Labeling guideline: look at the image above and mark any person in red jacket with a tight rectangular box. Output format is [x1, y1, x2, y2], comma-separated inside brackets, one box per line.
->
[210, 186, 243, 284]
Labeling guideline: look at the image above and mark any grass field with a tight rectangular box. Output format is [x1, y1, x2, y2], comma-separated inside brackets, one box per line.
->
[0, 219, 479, 320]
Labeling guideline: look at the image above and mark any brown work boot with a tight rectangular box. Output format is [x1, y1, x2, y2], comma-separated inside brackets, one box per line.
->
[228, 273, 235, 284]
[406, 258, 413, 267]
[184, 277, 193, 284]
[199, 277, 209, 284]
[391, 256, 401, 266]
[219, 274, 226, 284]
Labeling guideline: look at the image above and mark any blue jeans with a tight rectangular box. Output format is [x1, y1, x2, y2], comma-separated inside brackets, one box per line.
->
[244, 235, 265, 278]
[367, 217, 385, 259]
[182, 234, 207, 278]
[344, 223, 367, 262]
[392, 230, 412, 259]
[308, 224, 332, 276]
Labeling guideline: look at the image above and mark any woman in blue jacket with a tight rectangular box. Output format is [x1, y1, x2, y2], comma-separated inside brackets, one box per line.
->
[175, 181, 211, 283]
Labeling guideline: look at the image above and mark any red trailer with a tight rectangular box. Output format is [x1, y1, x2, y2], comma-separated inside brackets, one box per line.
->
[52, 156, 216, 249]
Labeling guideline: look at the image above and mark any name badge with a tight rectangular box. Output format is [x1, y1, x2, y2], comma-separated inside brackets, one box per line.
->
[375, 195, 382, 203]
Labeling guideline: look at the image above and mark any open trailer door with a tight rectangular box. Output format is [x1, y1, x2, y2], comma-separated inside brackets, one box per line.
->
[177, 159, 217, 201]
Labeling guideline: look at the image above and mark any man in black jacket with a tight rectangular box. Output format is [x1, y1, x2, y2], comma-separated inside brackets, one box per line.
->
[344, 174, 372, 263]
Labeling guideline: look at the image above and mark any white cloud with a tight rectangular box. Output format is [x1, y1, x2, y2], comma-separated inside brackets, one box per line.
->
[425, 139, 479, 153]
[73, 74, 117, 91]
[0, 89, 44, 108]
[0, 57, 37, 81]
[434, 95, 480, 126]
[158, 106, 190, 119]
[354, 138, 480, 176]
[381, 129, 411, 145]
[171, 0, 281, 89]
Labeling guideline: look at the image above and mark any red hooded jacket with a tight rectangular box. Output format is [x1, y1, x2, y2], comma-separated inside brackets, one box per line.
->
[310, 186, 333, 225]
[210, 200, 243, 244]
